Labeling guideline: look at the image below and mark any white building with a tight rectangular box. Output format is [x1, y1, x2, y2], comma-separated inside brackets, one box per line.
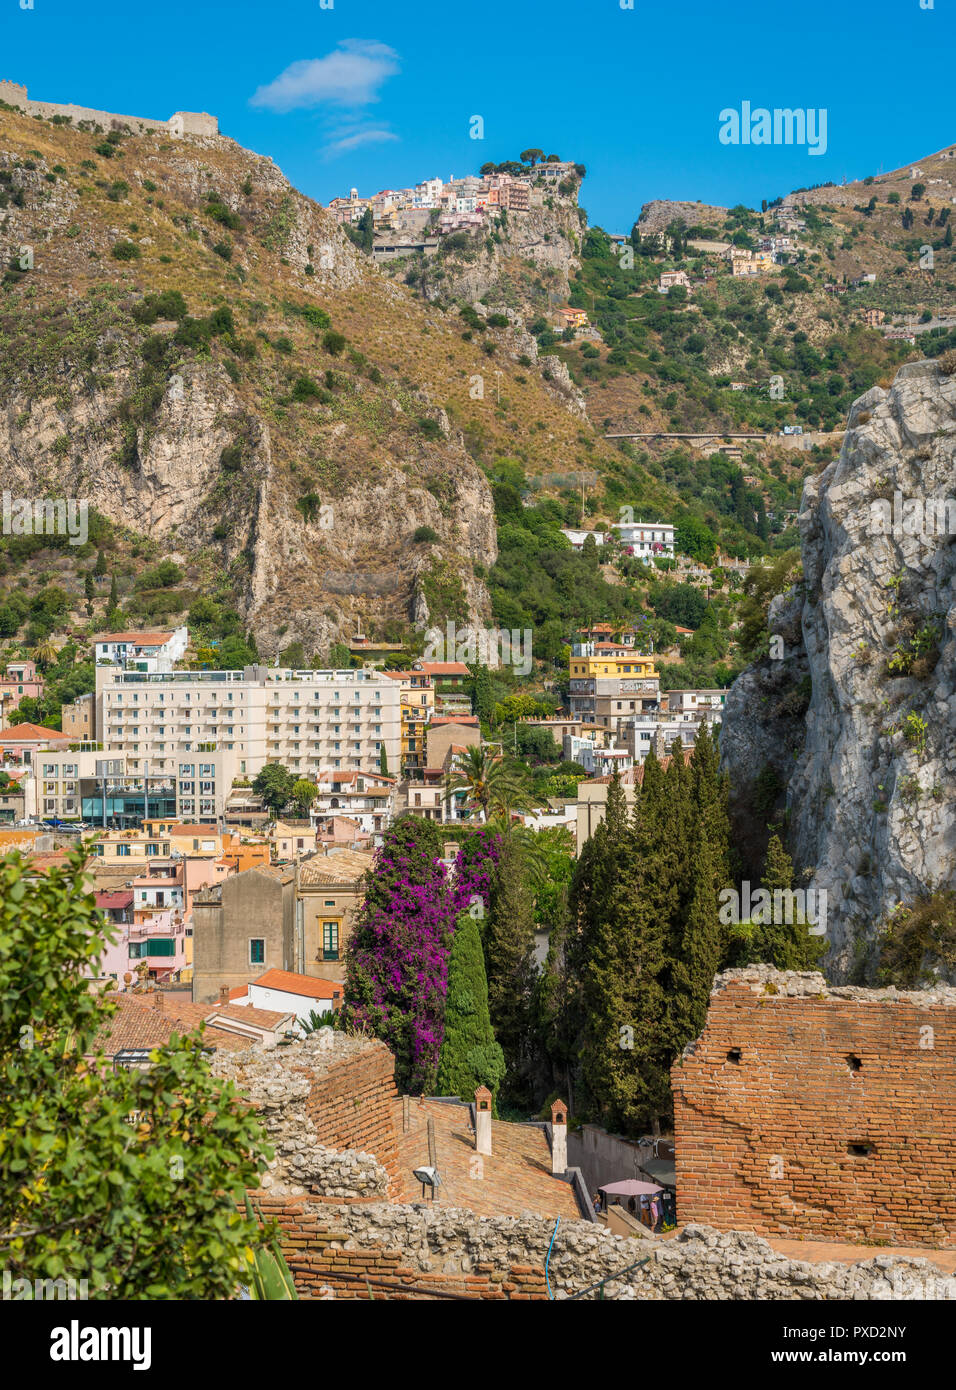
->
[665, 689, 727, 720]
[612, 521, 675, 557]
[231, 968, 343, 1028]
[94, 664, 402, 783]
[560, 529, 607, 551]
[94, 627, 188, 673]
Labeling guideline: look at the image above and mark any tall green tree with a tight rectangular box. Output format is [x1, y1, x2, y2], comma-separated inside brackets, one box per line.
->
[252, 763, 296, 817]
[436, 910, 505, 1109]
[485, 833, 538, 1104]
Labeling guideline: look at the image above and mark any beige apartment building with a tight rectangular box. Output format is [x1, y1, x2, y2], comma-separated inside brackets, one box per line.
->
[61, 693, 95, 741]
[31, 747, 235, 824]
[94, 663, 402, 783]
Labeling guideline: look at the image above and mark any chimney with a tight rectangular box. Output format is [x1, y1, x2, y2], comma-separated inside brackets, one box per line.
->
[152, 991, 164, 1012]
[219, 985, 230, 1005]
[475, 1086, 492, 1156]
[551, 1098, 568, 1176]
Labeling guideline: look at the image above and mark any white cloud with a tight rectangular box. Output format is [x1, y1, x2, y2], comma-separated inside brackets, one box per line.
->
[250, 39, 400, 113]
[321, 128, 400, 160]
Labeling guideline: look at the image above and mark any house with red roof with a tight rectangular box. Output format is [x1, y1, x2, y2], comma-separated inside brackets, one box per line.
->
[0, 722, 71, 766]
[230, 968, 344, 1028]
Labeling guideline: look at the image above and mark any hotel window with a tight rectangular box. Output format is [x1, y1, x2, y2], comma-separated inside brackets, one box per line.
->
[250, 938, 265, 965]
[117, 844, 131, 857]
[322, 921, 339, 961]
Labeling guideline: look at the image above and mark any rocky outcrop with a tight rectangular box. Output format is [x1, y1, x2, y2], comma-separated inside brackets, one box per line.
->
[0, 124, 499, 656]
[405, 198, 582, 314]
[637, 199, 728, 235]
[723, 360, 956, 977]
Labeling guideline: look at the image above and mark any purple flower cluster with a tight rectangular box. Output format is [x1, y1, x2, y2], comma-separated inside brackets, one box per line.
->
[343, 823, 502, 1093]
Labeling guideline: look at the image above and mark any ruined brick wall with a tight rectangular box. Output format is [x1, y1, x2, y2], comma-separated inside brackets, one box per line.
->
[303, 1039, 400, 1190]
[250, 1201, 956, 1301]
[212, 1030, 399, 1199]
[672, 968, 956, 1248]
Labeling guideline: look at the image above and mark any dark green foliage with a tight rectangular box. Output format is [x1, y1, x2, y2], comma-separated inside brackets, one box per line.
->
[485, 835, 538, 1104]
[436, 911, 506, 1107]
[252, 763, 296, 815]
[0, 850, 271, 1298]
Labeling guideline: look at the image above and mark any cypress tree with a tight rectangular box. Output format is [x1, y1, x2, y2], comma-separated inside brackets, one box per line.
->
[436, 911, 505, 1109]
[485, 833, 538, 1103]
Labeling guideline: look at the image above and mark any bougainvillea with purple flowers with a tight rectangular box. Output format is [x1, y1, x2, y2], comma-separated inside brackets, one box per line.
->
[341, 820, 504, 1094]
[452, 826, 502, 923]
[340, 817, 453, 1093]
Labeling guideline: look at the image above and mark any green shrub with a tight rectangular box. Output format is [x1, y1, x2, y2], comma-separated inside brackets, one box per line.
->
[111, 240, 140, 261]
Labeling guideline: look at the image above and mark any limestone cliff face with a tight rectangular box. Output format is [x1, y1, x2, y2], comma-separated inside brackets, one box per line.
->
[405, 198, 583, 315]
[0, 117, 501, 656]
[722, 360, 956, 979]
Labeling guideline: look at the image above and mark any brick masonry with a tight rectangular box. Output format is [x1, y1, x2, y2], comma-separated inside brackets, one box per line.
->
[302, 1041, 400, 1193]
[672, 967, 956, 1248]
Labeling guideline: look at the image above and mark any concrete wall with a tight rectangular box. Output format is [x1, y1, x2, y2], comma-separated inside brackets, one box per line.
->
[567, 1124, 670, 1196]
[673, 967, 956, 1248]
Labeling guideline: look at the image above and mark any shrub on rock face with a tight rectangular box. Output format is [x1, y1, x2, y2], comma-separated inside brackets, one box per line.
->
[111, 240, 140, 261]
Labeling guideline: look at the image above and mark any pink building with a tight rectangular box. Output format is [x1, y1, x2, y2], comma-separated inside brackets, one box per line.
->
[0, 661, 45, 727]
[93, 893, 188, 989]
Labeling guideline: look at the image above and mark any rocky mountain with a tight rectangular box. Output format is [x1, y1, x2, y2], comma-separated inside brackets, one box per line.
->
[722, 357, 956, 979]
[0, 109, 625, 657]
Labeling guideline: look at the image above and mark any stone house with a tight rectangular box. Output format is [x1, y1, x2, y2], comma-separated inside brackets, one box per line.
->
[191, 866, 296, 1004]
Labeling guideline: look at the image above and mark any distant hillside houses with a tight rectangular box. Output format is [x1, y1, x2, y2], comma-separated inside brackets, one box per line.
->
[327, 168, 535, 236]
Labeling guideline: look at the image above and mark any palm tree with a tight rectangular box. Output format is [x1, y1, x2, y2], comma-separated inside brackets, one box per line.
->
[32, 636, 60, 670]
[443, 746, 534, 822]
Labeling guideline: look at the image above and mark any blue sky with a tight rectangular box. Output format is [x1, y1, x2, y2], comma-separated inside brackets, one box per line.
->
[3, 0, 953, 230]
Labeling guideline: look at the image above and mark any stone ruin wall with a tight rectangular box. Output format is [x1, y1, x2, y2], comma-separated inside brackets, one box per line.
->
[673, 967, 956, 1247]
[217, 1026, 956, 1299]
[0, 81, 217, 136]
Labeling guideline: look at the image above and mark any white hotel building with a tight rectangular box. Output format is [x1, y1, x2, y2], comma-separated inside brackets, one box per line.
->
[94, 664, 402, 784]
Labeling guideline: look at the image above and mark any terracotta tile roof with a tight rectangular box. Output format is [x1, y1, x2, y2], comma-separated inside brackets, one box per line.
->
[392, 1098, 581, 1220]
[297, 849, 375, 885]
[94, 631, 174, 645]
[417, 662, 469, 676]
[95, 993, 272, 1054]
[24, 850, 75, 875]
[204, 1003, 293, 1030]
[253, 969, 343, 1001]
[94, 993, 178, 1054]
[0, 722, 71, 742]
[95, 890, 134, 910]
[430, 715, 479, 726]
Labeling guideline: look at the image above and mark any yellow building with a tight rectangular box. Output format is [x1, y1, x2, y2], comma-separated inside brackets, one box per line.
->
[382, 670, 435, 774]
[296, 848, 377, 982]
[568, 643, 660, 732]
